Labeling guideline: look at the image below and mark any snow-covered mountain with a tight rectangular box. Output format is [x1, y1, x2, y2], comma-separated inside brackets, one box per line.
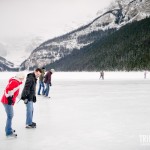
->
[0, 36, 44, 67]
[20, 0, 150, 70]
[0, 56, 15, 71]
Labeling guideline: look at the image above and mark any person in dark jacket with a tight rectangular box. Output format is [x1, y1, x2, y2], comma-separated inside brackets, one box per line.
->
[43, 69, 55, 98]
[37, 67, 46, 95]
[21, 68, 42, 128]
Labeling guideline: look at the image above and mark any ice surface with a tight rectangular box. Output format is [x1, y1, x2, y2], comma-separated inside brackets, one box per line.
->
[0, 72, 150, 150]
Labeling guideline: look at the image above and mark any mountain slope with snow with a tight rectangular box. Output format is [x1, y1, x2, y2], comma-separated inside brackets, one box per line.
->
[46, 17, 150, 71]
[20, 0, 150, 70]
[0, 36, 44, 67]
[0, 56, 17, 71]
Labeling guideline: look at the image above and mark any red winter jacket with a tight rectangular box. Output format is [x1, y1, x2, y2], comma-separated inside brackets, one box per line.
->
[1, 77, 22, 105]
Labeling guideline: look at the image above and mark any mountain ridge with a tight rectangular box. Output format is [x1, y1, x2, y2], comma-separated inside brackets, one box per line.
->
[20, 0, 150, 70]
[45, 17, 150, 71]
[0, 56, 18, 71]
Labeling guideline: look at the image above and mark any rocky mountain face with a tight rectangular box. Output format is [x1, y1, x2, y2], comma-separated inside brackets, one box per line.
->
[15, 0, 150, 70]
[0, 56, 16, 71]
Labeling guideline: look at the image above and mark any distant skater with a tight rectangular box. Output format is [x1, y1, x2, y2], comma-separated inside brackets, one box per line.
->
[43, 69, 55, 98]
[1, 72, 25, 137]
[99, 71, 104, 80]
[144, 71, 147, 79]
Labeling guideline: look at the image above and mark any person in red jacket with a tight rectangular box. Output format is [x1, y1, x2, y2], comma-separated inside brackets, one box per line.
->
[1, 72, 25, 137]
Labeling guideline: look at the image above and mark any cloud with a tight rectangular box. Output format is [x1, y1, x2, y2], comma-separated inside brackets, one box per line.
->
[0, 42, 7, 57]
[0, 0, 112, 39]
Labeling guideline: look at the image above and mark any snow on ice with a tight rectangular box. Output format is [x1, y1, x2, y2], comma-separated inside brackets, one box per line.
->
[0, 71, 150, 150]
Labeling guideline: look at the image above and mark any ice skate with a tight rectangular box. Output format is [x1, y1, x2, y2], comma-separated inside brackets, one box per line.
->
[12, 129, 16, 133]
[32, 122, 36, 126]
[26, 122, 36, 128]
[7, 133, 17, 138]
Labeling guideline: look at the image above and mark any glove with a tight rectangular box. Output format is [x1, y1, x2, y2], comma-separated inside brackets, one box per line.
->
[21, 96, 25, 100]
[24, 99, 28, 104]
[21, 94, 29, 100]
[49, 83, 52, 86]
[33, 96, 36, 103]
[7, 96, 13, 105]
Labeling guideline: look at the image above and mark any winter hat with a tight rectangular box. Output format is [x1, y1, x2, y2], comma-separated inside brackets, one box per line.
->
[16, 72, 25, 79]
[50, 69, 55, 73]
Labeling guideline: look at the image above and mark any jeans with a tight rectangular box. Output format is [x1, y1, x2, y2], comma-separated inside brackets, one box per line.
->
[26, 101, 34, 125]
[43, 83, 50, 97]
[38, 81, 45, 95]
[3, 104, 14, 136]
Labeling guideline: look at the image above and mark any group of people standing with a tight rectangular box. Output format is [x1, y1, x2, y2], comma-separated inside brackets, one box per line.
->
[1, 68, 54, 137]
[37, 67, 55, 98]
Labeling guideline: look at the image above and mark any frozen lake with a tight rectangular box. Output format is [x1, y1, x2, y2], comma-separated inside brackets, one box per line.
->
[0, 72, 150, 150]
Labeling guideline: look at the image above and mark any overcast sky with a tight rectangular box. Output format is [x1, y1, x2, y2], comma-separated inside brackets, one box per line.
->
[0, 0, 113, 40]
